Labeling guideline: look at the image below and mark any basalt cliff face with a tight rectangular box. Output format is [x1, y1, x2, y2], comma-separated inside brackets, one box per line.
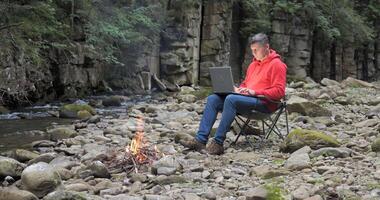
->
[0, 0, 379, 106]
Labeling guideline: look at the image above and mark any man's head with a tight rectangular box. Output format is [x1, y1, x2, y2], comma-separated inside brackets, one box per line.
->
[249, 33, 270, 61]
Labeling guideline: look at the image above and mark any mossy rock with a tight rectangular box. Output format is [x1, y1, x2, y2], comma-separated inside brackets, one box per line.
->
[77, 110, 92, 120]
[371, 138, 380, 152]
[280, 128, 340, 153]
[48, 127, 78, 141]
[190, 87, 212, 100]
[59, 104, 96, 118]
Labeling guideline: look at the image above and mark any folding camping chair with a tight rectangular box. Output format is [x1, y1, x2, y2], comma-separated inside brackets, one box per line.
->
[232, 95, 289, 147]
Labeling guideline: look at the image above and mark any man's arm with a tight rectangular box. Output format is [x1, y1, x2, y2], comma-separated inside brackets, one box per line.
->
[254, 61, 287, 100]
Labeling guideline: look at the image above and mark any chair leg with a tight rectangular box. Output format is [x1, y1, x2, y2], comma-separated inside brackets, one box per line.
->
[285, 107, 289, 136]
[233, 118, 250, 145]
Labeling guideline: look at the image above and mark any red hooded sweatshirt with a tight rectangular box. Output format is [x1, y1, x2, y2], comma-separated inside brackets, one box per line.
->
[240, 49, 287, 112]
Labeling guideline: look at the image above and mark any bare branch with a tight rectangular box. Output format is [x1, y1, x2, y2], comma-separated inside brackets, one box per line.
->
[0, 22, 23, 31]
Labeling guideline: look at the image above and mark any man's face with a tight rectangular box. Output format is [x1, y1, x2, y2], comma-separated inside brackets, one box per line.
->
[250, 43, 269, 61]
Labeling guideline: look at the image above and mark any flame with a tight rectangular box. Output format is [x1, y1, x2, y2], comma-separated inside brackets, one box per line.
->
[126, 116, 148, 163]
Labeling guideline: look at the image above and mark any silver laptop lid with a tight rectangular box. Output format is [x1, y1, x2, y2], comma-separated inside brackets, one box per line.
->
[209, 67, 234, 93]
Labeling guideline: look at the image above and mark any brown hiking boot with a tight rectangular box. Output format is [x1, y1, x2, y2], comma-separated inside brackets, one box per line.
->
[206, 139, 224, 155]
[181, 138, 206, 151]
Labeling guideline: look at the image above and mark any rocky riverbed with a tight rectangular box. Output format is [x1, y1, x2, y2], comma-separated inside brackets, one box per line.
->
[0, 77, 380, 200]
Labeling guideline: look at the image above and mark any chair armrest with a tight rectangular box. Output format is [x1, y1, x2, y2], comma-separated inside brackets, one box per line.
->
[254, 95, 283, 104]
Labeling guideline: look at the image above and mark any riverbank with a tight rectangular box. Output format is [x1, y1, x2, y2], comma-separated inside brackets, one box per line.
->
[0, 77, 379, 200]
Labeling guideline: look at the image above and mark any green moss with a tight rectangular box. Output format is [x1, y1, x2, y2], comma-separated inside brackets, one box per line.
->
[371, 138, 380, 152]
[273, 159, 285, 166]
[280, 128, 341, 152]
[77, 110, 92, 119]
[265, 183, 285, 200]
[367, 182, 380, 190]
[288, 129, 340, 146]
[190, 87, 212, 100]
[61, 104, 96, 115]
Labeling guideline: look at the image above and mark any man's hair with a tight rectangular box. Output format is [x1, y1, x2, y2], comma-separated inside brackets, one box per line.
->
[249, 33, 269, 46]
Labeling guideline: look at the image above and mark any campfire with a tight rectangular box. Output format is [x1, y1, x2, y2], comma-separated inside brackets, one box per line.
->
[105, 116, 161, 174]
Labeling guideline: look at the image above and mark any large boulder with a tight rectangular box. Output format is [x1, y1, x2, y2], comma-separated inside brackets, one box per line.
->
[0, 156, 26, 177]
[0, 187, 38, 200]
[59, 104, 96, 118]
[280, 129, 340, 153]
[287, 96, 332, 117]
[21, 162, 62, 197]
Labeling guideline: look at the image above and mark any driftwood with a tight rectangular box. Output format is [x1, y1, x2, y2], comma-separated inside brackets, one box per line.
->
[104, 145, 160, 174]
[152, 73, 167, 91]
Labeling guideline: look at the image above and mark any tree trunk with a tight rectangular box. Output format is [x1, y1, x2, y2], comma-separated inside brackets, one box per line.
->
[330, 40, 337, 79]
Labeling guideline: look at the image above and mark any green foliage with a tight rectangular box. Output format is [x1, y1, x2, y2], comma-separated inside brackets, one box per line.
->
[265, 183, 286, 200]
[85, 2, 162, 64]
[0, 1, 69, 65]
[241, 0, 377, 45]
[240, 0, 272, 38]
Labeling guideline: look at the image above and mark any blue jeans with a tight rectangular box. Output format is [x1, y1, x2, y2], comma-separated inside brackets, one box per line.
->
[195, 94, 271, 145]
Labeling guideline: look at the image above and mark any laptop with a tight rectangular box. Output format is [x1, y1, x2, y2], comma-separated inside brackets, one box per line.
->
[209, 67, 235, 94]
[209, 67, 249, 96]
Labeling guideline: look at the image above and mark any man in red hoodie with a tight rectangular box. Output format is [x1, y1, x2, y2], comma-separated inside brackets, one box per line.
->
[183, 33, 287, 155]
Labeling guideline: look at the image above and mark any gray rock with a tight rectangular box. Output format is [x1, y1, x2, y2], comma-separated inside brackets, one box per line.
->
[87, 161, 110, 178]
[291, 186, 311, 200]
[151, 156, 182, 175]
[304, 195, 323, 200]
[342, 77, 375, 88]
[102, 96, 122, 107]
[129, 173, 148, 183]
[65, 183, 92, 192]
[28, 153, 58, 165]
[251, 166, 290, 179]
[49, 156, 79, 169]
[178, 94, 197, 103]
[10, 149, 39, 162]
[0, 156, 26, 177]
[21, 162, 62, 197]
[0, 187, 38, 200]
[244, 185, 267, 200]
[153, 175, 187, 185]
[47, 127, 77, 141]
[292, 146, 312, 155]
[144, 195, 172, 200]
[104, 194, 143, 200]
[284, 153, 310, 170]
[310, 147, 351, 158]
[287, 96, 332, 117]
[321, 78, 340, 86]
[182, 193, 201, 200]
[99, 187, 126, 196]
[353, 119, 379, 128]
[43, 190, 103, 200]
[156, 167, 177, 175]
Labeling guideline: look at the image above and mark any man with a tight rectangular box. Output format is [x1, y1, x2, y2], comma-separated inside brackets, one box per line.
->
[183, 33, 287, 155]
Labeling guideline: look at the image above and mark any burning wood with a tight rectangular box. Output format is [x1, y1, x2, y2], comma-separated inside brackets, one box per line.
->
[104, 116, 161, 174]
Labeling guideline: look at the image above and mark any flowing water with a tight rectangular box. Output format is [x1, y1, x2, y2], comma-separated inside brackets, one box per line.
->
[0, 94, 151, 152]
[0, 117, 72, 152]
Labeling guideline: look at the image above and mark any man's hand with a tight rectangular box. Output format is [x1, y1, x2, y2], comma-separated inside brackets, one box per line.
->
[236, 87, 255, 96]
